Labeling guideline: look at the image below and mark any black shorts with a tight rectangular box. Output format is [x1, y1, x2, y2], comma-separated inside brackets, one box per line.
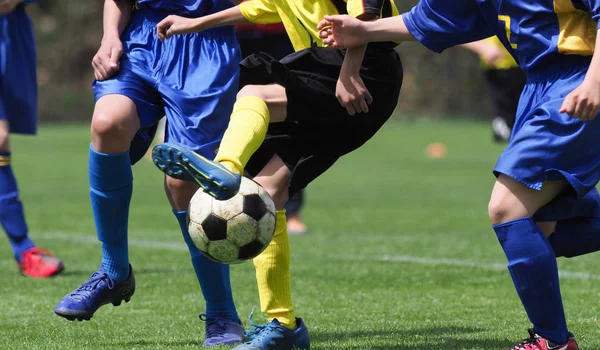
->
[484, 67, 527, 128]
[240, 45, 403, 196]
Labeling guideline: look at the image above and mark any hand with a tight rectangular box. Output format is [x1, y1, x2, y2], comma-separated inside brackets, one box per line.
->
[0, 0, 23, 15]
[480, 46, 507, 67]
[318, 15, 368, 49]
[157, 15, 203, 42]
[91, 36, 123, 81]
[559, 80, 600, 121]
[336, 71, 373, 116]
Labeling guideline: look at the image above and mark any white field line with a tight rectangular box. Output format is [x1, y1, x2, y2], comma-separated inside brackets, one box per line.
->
[40, 232, 600, 281]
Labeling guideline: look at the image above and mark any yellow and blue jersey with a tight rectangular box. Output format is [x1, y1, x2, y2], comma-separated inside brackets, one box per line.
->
[239, 0, 399, 51]
[403, 0, 600, 72]
[134, 0, 232, 16]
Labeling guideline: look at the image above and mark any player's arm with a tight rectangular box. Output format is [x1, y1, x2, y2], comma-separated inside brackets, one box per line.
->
[459, 40, 507, 67]
[320, 0, 492, 51]
[156, 0, 280, 41]
[335, 13, 379, 115]
[559, 29, 600, 121]
[334, 0, 400, 115]
[93, 0, 134, 81]
[318, 15, 415, 49]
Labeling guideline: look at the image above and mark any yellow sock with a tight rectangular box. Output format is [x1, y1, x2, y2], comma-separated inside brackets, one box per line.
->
[215, 96, 270, 174]
[253, 210, 297, 330]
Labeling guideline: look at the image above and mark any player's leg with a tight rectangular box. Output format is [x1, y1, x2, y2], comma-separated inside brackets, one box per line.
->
[152, 84, 287, 200]
[165, 175, 245, 346]
[153, 28, 244, 346]
[234, 155, 310, 350]
[538, 189, 600, 258]
[54, 95, 140, 321]
[285, 190, 308, 235]
[489, 175, 571, 345]
[0, 121, 63, 277]
[0, 9, 63, 278]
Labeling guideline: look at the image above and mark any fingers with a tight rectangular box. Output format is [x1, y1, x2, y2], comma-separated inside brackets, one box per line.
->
[109, 46, 122, 69]
[156, 16, 173, 42]
[358, 97, 369, 114]
[91, 56, 108, 81]
[317, 19, 331, 31]
[319, 28, 332, 39]
[364, 88, 373, 106]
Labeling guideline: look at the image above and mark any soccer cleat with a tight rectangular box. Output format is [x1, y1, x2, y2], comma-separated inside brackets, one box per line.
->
[152, 143, 241, 200]
[234, 318, 310, 350]
[200, 314, 245, 346]
[54, 265, 135, 321]
[18, 247, 64, 278]
[505, 329, 578, 350]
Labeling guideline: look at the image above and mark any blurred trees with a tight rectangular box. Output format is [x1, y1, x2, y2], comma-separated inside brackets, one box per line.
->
[27, 0, 493, 122]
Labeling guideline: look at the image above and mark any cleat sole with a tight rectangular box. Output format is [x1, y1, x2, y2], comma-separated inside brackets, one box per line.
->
[151, 144, 239, 200]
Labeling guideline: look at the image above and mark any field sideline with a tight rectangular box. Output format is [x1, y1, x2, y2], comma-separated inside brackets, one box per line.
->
[1, 121, 599, 350]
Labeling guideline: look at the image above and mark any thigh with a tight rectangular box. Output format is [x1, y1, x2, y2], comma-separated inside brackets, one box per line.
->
[490, 174, 568, 223]
[159, 31, 240, 159]
[0, 8, 37, 135]
[93, 67, 164, 160]
[494, 72, 600, 200]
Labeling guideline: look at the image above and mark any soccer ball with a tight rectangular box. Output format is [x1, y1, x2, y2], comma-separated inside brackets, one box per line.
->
[187, 177, 276, 264]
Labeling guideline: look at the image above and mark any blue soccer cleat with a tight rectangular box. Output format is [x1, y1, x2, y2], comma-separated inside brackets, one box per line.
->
[152, 143, 241, 200]
[235, 318, 310, 350]
[54, 265, 135, 321]
[200, 314, 245, 346]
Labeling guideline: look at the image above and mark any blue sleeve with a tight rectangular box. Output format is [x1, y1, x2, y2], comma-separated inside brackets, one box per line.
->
[23, 0, 40, 4]
[402, 0, 494, 53]
[577, 0, 600, 28]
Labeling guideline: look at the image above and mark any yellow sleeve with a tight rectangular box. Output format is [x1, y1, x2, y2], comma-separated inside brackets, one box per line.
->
[346, 0, 385, 18]
[239, 0, 282, 24]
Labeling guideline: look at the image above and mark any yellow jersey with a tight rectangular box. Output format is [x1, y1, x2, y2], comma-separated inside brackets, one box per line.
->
[239, 0, 399, 52]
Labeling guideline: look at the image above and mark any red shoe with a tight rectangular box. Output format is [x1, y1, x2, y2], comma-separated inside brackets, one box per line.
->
[18, 247, 64, 278]
[506, 329, 578, 350]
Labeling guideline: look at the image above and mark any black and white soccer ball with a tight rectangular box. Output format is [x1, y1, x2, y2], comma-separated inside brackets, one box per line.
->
[187, 177, 276, 264]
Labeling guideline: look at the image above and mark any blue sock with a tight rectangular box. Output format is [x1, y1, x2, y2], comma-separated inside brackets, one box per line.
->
[494, 217, 568, 344]
[0, 152, 34, 262]
[549, 217, 600, 258]
[173, 210, 239, 322]
[89, 145, 132, 281]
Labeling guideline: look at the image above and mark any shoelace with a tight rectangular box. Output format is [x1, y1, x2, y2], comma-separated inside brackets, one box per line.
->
[200, 314, 230, 339]
[508, 329, 542, 350]
[244, 308, 268, 340]
[69, 271, 113, 297]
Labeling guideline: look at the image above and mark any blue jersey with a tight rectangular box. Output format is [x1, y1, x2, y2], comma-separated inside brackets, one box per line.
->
[403, 0, 600, 71]
[135, 0, 232, 16]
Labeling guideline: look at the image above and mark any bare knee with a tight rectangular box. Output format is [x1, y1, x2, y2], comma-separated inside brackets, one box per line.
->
[488, 197, 522, 225]
[164, 176, 199, 211]
[90, 96, 140, 153]
[237, 84, 287, 123]
[237, 85, 266, 100]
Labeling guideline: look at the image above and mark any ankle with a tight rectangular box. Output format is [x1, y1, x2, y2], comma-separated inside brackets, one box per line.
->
[220, 160, 242, 175]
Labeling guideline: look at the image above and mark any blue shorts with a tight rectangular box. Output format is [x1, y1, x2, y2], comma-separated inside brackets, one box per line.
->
[93, 9, 240, 165]
[494, 56, 600, 221]
[0, 6, 37, 135]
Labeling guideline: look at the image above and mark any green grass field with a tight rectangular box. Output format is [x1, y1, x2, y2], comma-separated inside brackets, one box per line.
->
[1, 121, 600, 350]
